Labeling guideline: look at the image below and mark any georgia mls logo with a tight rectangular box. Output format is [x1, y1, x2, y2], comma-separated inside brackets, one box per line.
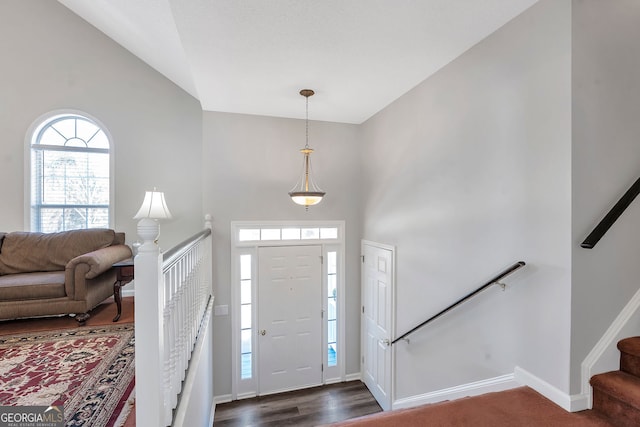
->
[44, 405, 63, 418]
[0, 405, 64, 427]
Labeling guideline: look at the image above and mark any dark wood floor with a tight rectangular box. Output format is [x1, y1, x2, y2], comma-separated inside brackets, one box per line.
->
[213, 381, 382, 427]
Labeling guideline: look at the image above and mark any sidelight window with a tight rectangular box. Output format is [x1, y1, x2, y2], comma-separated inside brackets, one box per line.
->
[240, 254, 253, 380]
[327, 251, 338, 367]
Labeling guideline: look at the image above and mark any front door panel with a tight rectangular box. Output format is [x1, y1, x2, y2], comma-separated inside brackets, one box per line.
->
[258, 245, 322, 394]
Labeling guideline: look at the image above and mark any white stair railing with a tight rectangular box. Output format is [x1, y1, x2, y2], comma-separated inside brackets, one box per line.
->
[135, 215, 213, 426]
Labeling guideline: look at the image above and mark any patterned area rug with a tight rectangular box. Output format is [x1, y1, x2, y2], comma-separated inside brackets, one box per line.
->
[0, 323, 135, 427]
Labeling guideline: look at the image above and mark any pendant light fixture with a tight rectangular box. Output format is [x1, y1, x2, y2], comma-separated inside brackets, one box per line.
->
[289, 89, 325, 208]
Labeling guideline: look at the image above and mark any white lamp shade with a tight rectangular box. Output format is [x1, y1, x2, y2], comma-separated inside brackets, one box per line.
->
[133, 191, 173, 220]
[289, 192, 324, 206]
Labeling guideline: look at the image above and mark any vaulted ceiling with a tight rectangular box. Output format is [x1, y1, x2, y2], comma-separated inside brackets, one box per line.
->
[58, 0, 538, 124]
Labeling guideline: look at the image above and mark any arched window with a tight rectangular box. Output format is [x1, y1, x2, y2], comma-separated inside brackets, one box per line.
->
[30, 113, 111, 232]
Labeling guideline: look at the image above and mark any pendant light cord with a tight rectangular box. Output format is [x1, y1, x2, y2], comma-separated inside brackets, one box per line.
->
[305, 95, 309, 149]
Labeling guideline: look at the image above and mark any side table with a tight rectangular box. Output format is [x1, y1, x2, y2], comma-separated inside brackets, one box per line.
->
[112, 258, 134, 322]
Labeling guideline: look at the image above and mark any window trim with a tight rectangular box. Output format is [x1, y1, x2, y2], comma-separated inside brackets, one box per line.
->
[24, 110, 115, 231]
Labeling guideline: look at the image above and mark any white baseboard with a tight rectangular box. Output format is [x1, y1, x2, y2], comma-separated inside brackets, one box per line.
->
[345, 372, 362, 382]
[392, 373, 518, 410]
[569, 393, 590, 412]
[214, 394, 233, 404]
[514, 366, 589, 412]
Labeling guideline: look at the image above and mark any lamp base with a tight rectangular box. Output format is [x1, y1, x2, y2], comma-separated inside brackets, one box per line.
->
[137, 217, 160, 251]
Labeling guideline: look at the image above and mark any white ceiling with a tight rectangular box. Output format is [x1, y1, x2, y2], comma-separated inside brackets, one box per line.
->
[58, 0, 538, 124]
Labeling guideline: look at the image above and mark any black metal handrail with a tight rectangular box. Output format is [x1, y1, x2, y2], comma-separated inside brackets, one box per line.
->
[581, 176, 640, 249]
[391, 261, 526, 345]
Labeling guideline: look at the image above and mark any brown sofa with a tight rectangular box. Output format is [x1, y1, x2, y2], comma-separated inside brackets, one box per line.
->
[0, 228, 132, 324]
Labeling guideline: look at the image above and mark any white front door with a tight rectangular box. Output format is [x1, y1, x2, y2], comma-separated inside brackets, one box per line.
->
[361, 241, 394, 410]
[258, 245, 323, 395]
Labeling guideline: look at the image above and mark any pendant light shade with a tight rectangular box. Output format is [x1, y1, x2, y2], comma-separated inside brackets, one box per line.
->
[289, 89, 325, 208]
[289, 146, 325, 206]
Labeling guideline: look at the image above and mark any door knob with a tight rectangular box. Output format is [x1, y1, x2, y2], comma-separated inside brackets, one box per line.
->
[260, 330, 266, 336]
[380, 338, 390, 346]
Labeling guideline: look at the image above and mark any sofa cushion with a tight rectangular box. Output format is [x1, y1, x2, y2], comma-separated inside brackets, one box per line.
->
[114, 232, 125, 246]
[0, 271, 66, 301]
[0, 229, 116, 275]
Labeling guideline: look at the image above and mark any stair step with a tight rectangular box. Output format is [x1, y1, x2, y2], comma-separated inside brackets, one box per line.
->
[618, 337, 640, 377]
[591, 371, 640, 425]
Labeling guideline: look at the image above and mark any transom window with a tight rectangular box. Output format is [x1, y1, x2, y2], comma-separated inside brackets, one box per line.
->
[238, 226, 339, 242]
[30, 113, 111, 232]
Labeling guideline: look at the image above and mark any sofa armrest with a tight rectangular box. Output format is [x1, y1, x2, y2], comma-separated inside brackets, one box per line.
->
[66, 245, 133, 279]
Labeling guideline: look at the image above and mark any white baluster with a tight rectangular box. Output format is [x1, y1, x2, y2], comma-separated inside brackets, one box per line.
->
[151, 227, 214, 422]
[163, 305, 172, 424]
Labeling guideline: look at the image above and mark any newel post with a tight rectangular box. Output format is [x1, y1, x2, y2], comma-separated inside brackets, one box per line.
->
[134, 218, 165, 426]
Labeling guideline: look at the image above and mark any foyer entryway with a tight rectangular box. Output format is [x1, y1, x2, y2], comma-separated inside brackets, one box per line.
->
[213, 381, 382, 426]
[257, 245, 323, 395]
[231, 221, 345, 399]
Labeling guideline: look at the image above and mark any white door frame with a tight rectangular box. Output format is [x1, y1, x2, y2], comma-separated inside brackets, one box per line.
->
[230, 221, 346, 400]
[361, 240, 396, 411]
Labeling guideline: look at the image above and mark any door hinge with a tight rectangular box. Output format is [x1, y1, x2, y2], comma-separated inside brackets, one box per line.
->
[320, 255, 324, 264]
[322, 363, 324, 372]
[321, 309, 324, 319]
[362, 306, 365, 314]
[361, 255, 365, 263]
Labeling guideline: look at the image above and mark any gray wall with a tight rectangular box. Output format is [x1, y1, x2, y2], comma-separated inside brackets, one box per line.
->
[0, 0, 203, 248]
[5, 0, 640, 407]
[202, 111, 362, 396]
[360, 0, 573, 398]
[571, 0, 640, 394]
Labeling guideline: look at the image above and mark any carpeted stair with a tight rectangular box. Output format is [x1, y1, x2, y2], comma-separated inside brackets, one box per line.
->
[590, 336, 640, 426]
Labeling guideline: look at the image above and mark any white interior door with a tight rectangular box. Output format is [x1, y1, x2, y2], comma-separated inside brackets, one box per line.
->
[361, 241, 394, 410]
[258, 245, 323, 395]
